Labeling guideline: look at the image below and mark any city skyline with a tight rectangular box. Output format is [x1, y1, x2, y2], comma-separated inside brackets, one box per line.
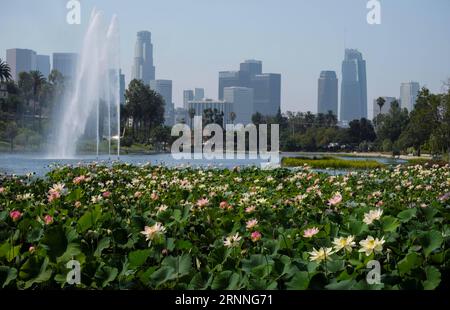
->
[1, 0, 450, 119]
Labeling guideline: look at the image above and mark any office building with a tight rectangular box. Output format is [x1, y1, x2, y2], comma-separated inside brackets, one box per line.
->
[150, 79, 173, 126]
[188, 99, 232, 126]
[340, 49, 367, 122]
[218, 60, 281, 117]
[194, 88, 205, 101]
[53, 52, 78, 80]
[6, 48, 37, 81]
[400, 82, 420, 112]
[317, 71, 338, 116]
[183, 90, 194, 109]
[36, 55, 50, 78]
[223, 87, 254, 124]
[131, 31, 155, 84]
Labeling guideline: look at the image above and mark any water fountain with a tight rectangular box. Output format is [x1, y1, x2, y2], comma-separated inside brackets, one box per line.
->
[51, 9, 121, 159]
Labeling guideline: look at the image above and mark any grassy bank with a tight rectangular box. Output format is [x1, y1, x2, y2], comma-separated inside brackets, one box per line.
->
[281, 156, 384, 169]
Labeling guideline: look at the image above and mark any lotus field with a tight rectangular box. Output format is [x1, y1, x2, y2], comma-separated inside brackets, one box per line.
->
[0, 163, 449, 290]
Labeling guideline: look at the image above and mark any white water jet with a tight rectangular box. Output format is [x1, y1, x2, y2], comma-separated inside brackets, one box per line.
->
[51, 9, 120, 159]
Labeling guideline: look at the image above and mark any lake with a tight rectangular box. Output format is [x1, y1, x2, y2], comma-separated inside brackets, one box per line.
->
[0, 152, 407, 176]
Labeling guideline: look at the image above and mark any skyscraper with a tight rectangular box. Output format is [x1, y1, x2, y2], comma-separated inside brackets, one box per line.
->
[36, 55, 50, 78]
[53, 53, 78, 80]
[340, 49, 367, 122]
[150, 79, 173, 126]
[400, 82, 420, 112]
[252, 73, 281, 116]
[240, 59, 262, 76]
[183, 90, 194, 109]
[194, 88, 205, 101]
[131, 31, 155, 85]
[223, 87, 254, 125]
[6, 48, 37, 81]
[317, 71, 338, 116]
[218, 60, 281, 117]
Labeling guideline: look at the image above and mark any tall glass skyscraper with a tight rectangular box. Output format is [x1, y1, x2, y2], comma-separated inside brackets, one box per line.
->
[53, 52, 78, 80]
[317, 71, 338, 116]
[131, 31, 155, 85]
[340, 49, 367, 122]
[400, 82, 420, 112]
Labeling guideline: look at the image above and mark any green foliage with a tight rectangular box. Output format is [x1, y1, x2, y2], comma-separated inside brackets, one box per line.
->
[281, 156, 384, 169]
[0, 163, 449, 289]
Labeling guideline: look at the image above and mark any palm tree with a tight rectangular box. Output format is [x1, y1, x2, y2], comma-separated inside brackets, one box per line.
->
[0, 58, 12, 82]
[29, 71, 46, 130]
[376, 97, 386, 116]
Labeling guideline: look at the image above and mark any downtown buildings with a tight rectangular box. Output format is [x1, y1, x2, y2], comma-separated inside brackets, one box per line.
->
[218, 59, 281, 117]
[340, 49, 368, 122]
[400, 81, 420, 112]
[150, 79, 174, 126]
[6, 48, 38, 81]
[131, 31, 155, 85]
[317, 71, 338, 116]
[52, 52, 78, 80]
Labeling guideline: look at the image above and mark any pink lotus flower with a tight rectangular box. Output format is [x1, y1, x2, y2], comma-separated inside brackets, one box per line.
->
[0, 187, 5, 194]
[303, 227, 320, 238]
[151, 192, 159, 200]
[328, 193, 343, 206]
[47, 190, 60, 203]
[376, 200, 384, 207]
[9, 210, 22, 222]
[196, 198, 209, 208]
[134, 191, 142, 198]
[44, 215, 53, 225]
[251, 231, 262, 242]
[219, 201, 229, 209]
[102, 191, 111, 198]
[246, 219, 258, 230]
[28, 246, 36, 254]
[245, 205, 256, 213]
[73, 175, 86, 185]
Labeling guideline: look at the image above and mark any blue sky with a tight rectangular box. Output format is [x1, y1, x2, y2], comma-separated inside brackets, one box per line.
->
[1, 0, 450, 118]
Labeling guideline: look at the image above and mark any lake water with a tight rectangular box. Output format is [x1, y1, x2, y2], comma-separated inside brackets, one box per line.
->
[0, 153, 407, 176]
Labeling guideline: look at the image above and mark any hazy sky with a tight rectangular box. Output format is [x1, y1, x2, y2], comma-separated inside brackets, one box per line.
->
[1, 0, 450, 118]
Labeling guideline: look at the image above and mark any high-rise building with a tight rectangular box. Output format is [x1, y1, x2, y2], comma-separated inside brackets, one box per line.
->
[252, 73, 281, 116]
[188, 99, 232, 126]
[240, 59, 262, 76]
[340, 49, 367, 122]
[372, 97, 397, 119]
[36, 55, 50, 78]
[174, 107, 188, 124]
[317, 71, 338, 116]
[6, 48, 37, 81]
[131, 31, 155, 85]
[119, 70, 125, 105]
[218, 71, 241, 100]
[150, 79, 173, 126]
[400, 82, 420, 112]
[194, 88, 205, 101]
[218, 60, 281, 117]
[183, 90, 194, 109]
[223, 87, 254, 125]
[53, 52, 78, 80]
